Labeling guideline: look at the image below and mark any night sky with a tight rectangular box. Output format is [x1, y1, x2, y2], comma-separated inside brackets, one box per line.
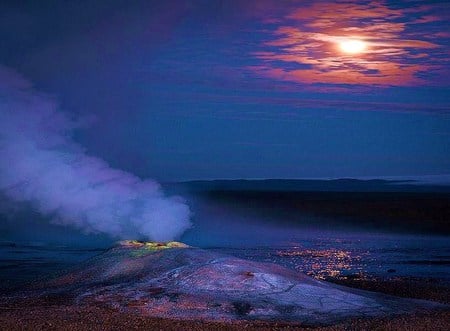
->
[1, 0, 449, 181]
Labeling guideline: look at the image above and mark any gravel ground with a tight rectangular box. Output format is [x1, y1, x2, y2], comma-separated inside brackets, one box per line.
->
[1, 277, 448, 330]
[0, 305, 448, 331]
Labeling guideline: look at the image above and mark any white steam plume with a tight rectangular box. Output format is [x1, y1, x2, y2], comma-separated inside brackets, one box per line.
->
[0, 66, 191, 241]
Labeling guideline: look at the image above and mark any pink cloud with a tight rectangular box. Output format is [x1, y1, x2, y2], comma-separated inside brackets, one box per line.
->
[413, 15, 441, 24]
[251, 1, 449, 87]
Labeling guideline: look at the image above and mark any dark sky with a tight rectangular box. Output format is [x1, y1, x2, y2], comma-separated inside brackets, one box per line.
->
[1, 0, 449, 181]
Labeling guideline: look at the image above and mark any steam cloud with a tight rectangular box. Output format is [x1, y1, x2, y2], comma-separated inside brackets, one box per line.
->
[0, 66, 191, 241]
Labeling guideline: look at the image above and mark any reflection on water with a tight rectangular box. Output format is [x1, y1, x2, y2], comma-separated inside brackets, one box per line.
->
[209, 235, 450, 283]
[276, 247, 362, 280]
[208, 246, 364, 282]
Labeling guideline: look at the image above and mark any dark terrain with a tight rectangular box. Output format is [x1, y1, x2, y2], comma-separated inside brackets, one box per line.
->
[176, 179, 450, 235]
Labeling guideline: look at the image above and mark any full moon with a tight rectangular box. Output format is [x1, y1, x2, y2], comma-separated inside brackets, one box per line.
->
[339, 39, 367, 54]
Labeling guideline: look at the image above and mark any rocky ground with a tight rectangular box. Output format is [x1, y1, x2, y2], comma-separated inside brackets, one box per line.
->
[0, 299, 448, 330]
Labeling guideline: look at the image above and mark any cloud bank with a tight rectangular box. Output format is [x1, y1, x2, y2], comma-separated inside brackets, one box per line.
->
[0, 66, 191, 241]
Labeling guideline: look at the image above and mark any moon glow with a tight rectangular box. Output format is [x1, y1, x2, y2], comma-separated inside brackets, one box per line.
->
[339, 39, 367, 54]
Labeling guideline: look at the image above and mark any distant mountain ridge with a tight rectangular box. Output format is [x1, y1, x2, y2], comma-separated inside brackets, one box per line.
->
[175, 178, 450, 193]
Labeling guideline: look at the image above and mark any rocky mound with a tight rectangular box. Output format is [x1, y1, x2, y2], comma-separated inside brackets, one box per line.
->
[32, 241, 446, 326]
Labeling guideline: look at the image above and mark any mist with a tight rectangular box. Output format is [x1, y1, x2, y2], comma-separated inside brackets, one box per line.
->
[0, 66, 191, 242]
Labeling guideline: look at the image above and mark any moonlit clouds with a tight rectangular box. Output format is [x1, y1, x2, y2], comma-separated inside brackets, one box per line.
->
[251, 1, 449, 87]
